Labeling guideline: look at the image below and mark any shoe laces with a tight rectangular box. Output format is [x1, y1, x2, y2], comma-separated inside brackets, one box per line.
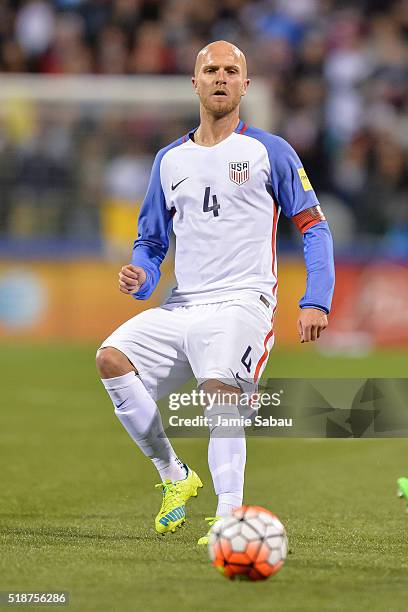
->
[204, 516, 221, 528]
[155, 480, 182, 513]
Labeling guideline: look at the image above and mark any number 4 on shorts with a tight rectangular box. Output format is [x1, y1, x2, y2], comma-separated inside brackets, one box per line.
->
[241, 346, 252, 373]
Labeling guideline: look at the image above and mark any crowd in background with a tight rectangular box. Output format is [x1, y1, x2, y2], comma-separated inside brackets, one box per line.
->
[0, 0, 408, 256]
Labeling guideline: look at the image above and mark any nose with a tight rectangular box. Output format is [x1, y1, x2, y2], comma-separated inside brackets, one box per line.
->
[215, 70, 227, 85]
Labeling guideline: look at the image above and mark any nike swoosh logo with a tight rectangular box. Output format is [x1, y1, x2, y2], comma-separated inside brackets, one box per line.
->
[171, 177, 188, 191]
[115, 399, 126, 410]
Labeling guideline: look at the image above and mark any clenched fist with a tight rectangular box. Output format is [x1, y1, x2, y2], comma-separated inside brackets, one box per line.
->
[118, 264, 147, 295]
[297, 308, 328, 343]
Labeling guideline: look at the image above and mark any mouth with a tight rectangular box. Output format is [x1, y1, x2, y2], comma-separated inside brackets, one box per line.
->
[212, 90, 228, 97]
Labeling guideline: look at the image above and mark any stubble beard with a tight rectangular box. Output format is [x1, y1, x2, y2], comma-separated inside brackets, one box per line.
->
[201, 94, 240, 119]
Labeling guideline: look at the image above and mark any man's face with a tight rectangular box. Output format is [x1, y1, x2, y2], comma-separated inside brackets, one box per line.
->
[192, 45, 250, 117]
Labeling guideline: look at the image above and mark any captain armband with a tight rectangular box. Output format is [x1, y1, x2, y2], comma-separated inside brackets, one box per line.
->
[292, 205, 326, 234]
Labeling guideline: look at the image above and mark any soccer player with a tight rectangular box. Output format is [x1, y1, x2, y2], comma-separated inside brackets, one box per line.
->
[96, 41, 335, 544]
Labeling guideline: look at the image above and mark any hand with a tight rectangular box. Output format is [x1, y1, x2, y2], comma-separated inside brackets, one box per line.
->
[297, 308, 328, 343]
[118, 264, 147, 295]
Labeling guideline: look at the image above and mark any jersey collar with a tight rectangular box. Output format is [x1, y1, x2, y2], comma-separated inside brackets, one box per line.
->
[186, 119, 248, 143]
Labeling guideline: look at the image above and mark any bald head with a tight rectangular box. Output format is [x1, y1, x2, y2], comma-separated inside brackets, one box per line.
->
[192, 40, 250, 119]
[194, 40, 247, 78]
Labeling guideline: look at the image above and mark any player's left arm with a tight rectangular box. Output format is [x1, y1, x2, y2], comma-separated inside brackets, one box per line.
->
[269, 137, 335, 343]
[293, 209, 333, 342]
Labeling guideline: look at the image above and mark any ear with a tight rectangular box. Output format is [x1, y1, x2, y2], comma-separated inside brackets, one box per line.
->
[192, 76, 199, 95]
[241, 78, 251, 98]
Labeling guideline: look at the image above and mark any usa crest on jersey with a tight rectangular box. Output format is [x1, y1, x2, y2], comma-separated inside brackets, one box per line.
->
[229, 161, 249, 185]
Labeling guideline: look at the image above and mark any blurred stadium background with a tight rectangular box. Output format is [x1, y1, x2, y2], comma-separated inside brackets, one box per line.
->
[0, 0, 407, 371]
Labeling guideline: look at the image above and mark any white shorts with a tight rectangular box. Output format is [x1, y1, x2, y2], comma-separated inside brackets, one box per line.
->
[100, 296, 274, 401]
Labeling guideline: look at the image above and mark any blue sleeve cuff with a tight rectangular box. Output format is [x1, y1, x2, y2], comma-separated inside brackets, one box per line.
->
[300, 303, 329, 314]
[299, 221, 335, 314]
[131, 268, 155, 300]
[131, 250, 161, 300]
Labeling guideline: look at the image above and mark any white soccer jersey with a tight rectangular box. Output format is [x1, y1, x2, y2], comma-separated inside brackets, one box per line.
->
[132, 120, 329, 311]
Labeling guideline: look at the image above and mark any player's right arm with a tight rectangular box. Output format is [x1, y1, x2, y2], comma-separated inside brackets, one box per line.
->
[118, 264, 147, 295]
[123, 149, 173, 300]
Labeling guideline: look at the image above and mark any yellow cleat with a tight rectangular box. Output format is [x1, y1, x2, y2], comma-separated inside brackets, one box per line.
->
[197, 516, 221, 545]
[155, 466, 203, 535]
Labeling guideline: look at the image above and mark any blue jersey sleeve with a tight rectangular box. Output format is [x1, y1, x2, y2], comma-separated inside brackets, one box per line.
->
[267, 135, 319, 217]
[299, 221, 335, 314]
[131, 150, 173, 300]
[244, 127, 335, 312]
[261, 134, 335, 312]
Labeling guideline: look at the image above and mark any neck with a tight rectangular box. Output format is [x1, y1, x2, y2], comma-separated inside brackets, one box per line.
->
[194, 107, 240, 146]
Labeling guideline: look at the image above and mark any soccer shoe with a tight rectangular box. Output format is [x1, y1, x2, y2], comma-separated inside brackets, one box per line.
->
[197, 516, 222, 545]
[154, 466, 203, 535]
[397, 477, 408, 512]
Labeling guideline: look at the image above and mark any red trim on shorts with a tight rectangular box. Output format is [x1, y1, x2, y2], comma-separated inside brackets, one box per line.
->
[254, 326, 274, 383]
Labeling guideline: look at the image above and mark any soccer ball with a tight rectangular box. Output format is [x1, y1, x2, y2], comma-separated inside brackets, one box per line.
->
[208, 505, 287, 581]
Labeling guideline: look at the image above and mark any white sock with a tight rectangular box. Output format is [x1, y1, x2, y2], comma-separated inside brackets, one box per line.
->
[101, 372, 186, 482]
[206, 404, 246, 517]
[216, 493, 243, 517]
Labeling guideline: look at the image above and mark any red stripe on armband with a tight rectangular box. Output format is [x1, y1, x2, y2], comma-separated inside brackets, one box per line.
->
[292, 205, 326, 234]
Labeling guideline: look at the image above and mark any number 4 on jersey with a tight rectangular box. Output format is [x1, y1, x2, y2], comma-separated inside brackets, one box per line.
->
[203, 187, 220, 217]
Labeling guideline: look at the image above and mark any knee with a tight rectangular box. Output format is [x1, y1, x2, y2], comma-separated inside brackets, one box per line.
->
[200, 380, 244, 435]
[201, 379, 241, 405]
[96, 347, 135, 378]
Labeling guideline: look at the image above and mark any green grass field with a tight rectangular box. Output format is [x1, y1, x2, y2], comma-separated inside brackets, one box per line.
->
[1, 344, 408, 612]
